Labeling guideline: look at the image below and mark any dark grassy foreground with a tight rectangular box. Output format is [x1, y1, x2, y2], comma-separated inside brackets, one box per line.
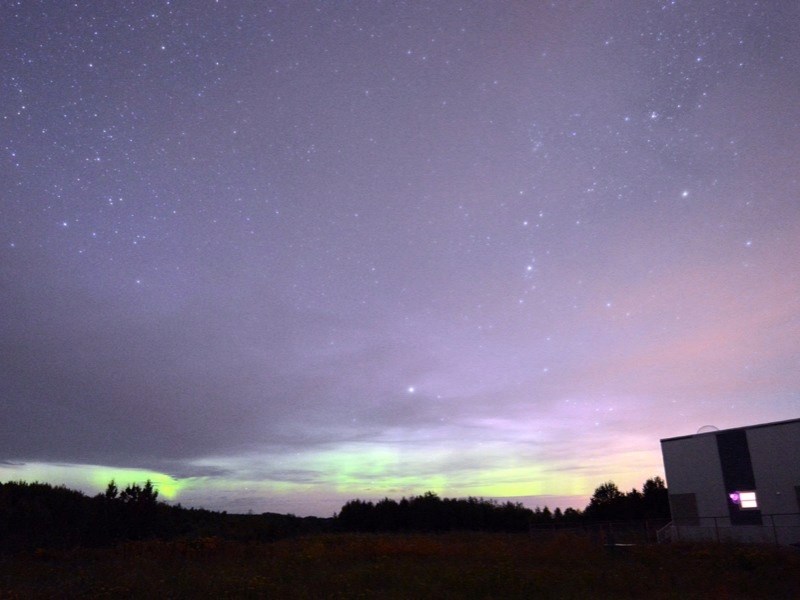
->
[2, 533, 799, 599]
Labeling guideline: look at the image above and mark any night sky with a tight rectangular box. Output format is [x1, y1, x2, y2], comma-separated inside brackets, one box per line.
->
[2, 1, 799, 516]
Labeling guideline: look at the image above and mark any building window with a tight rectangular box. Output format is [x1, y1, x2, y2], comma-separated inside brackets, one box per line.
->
[729, 490, 758, 509]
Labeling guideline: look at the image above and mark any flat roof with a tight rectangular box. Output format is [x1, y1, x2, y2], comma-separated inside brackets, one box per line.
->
[660, 416, 800, 443]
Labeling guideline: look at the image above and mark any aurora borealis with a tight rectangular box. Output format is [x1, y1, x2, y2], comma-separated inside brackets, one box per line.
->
[2, 1, 799, 516]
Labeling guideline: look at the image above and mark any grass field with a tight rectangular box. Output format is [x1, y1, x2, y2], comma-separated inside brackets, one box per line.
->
[2, 532, 799, 599]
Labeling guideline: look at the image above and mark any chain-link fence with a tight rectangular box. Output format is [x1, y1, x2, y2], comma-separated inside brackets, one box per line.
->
[528, 519, 670, 545]
[657, 513, 800, 546]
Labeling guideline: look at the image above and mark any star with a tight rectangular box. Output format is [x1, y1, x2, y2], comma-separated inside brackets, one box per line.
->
[1, 0, 796, 519]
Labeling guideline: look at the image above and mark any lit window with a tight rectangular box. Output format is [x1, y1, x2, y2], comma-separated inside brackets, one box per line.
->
[730, 490, 758, 509]
[739, 491, 758, 509]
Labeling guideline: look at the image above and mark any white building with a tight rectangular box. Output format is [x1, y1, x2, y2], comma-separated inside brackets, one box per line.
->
[660, 418, 800, 545]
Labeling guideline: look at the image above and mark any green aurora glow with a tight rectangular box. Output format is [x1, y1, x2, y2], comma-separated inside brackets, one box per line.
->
[0, 440, 663, 514]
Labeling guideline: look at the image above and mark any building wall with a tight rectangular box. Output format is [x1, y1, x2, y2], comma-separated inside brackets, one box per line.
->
[661, 419, 800, 545]
[661, 433, 727, 522]
[747, 420, 800, 515]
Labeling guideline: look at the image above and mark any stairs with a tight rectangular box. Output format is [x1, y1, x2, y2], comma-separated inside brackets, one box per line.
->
[656, 522, 673, 543]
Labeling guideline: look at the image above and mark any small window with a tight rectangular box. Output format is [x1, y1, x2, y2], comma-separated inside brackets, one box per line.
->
[729, 490, 758, 509]
[739, 491, 757, 508]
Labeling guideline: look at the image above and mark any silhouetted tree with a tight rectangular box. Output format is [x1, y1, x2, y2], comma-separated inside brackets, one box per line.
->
[641, 476, 670, 519]
[374, 498, 401, 531]
[337, 499, 377, 531]
[582, 478, 671, 523]
[410, 491, 444, 531]
[336, 492, 534, 532]
[104, 479, 119, 500]
[562, 507, 582, 523]
[119, 480, 158, 505]
[585, 481, 625, 521]
[0, 480, 331, 552]
[623, 488, 644, 520]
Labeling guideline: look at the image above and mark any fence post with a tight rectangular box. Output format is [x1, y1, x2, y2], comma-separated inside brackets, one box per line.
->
[771, 514, 778, 546]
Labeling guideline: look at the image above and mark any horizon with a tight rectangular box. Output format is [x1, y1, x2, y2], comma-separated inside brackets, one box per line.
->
[0, 467, 656, 518]
[2, 2, 798, 518]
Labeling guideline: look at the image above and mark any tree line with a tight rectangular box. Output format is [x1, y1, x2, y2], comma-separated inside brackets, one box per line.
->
[337, 477, 669, 533]
[0, 480, 327, 553]
[0, 476, 669, 552]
